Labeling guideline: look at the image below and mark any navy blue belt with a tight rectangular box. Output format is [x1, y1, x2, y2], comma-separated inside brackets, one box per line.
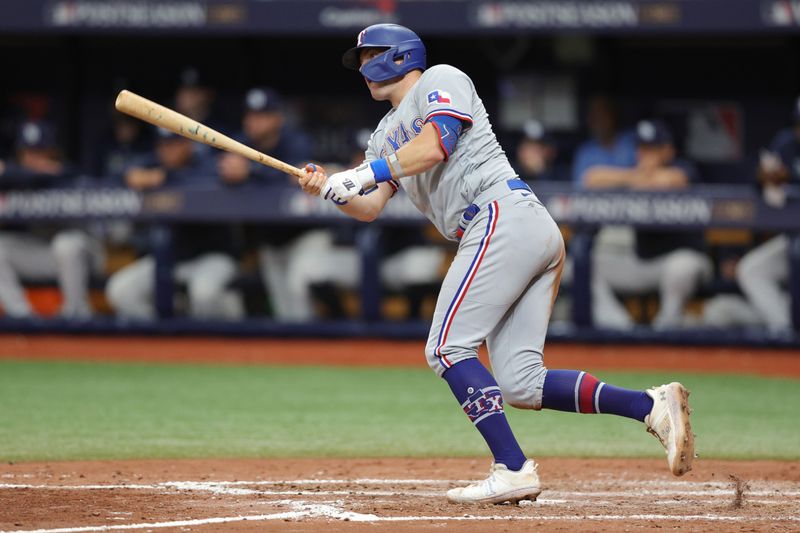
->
[456, 179, 531, 239]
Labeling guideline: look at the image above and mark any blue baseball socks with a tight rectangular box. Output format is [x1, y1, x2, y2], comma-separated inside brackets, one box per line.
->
[442, 358, 527, 471]
[441, 363, 652, 472]
[541, 369, 653, 421]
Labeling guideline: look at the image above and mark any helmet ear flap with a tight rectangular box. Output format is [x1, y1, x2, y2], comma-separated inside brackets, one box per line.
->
[360, 45, 425, 83]
[359, 48, 401, 82]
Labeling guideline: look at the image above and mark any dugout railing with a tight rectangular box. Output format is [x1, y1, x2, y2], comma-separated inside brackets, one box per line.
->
[0, 181, 799, 346]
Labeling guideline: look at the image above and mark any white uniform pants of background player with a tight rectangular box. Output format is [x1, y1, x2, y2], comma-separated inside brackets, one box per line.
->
[424, 189, 563, 410]
[261, 230, 445, 322]
[105, 254, 243, 320]
[590, 227, 713, 330]
[0, 230, 104, 318]
[702, 234, 791, 331]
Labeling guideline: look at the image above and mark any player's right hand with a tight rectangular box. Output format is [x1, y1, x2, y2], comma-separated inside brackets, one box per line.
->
[300, 163, 327, 197]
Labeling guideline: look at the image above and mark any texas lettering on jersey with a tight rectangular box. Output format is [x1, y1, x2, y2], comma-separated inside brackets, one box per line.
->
[378, 117, 424, 157]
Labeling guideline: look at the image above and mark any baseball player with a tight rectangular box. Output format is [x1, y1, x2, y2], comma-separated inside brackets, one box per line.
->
[515, 120, 568, 182]
[0, 120, 104, 319]
[299, 24, 695, 504]
[572, 95, 637, 186]
[216, 86, 314, 321]
[585, 120, 713, 329]
[722, 96, 800, 331]
[105, 127, 243, 320]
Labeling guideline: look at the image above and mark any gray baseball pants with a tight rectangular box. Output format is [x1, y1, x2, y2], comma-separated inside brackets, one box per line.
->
[105, 253, 243, 320]
[424, 182, 564, 411]
[0, 230, 103, 318]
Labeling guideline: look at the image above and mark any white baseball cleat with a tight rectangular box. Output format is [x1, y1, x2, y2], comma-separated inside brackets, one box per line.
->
[645, 382, 695, 476]
[447, 459, 542, 505]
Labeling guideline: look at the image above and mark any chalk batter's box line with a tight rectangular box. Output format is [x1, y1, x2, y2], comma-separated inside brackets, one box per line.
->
[2, 478, 799, 533]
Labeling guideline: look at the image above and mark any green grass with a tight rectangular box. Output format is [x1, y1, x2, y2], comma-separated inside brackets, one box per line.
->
[0, 359, 797, 462]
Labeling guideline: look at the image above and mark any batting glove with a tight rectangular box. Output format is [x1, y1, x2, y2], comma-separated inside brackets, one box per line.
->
[321, 183, 349, 205]
[323, 163, 377, 203]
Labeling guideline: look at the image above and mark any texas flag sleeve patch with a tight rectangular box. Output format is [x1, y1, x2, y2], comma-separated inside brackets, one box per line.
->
[427, 90, 452, 105]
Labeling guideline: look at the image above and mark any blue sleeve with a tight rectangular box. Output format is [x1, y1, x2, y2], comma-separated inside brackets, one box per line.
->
[249, 128, 314, 184]
[769, 129, 796, 168]
[672, 159, 699, 183]
[0, 163, 66, 189]
[617, 131, 639, 167]
[572, 145, 593, 186]
[170, 151, 220, 188]
[427, 114, 463, 160]
[283, 129, 314, 165]
[125, 153, 158, 170]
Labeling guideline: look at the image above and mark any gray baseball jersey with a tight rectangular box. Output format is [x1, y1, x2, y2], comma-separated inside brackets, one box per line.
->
[365, 64, 520, 241]
[363, 63, 565, 405]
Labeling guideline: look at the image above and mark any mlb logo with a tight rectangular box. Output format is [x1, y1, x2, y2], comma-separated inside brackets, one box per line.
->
[427, 90, 452, 105]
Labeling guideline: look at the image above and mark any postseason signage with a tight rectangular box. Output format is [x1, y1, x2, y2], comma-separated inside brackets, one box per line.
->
[545, 192, 716, 228]
[0, 185, 796, 232]
[0, 189, 142, 219]
[42, 0, 246, 30]
[471, 1, 640, 29]
[47, 1, 209, 28]
[0, 0, 794, 34]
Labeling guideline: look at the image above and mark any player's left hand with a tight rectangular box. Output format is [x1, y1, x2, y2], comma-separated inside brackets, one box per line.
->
[323, 163, 377, 202]
[300, 163, 327, 196]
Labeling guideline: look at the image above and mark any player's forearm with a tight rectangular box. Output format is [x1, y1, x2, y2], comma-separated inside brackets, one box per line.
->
[631, 168, 689, 190]
[582, 167, 636, 189]
[391, 123, 445, 177]
[758, 166, 789, 185]
[324, 124, 444, 202]
[0, 163, 62, 187]
[336, 183, 394, 222]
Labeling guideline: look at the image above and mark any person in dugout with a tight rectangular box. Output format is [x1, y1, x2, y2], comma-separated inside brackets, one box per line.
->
[0, 120, 104, 319]
[105, 127, 244, 320]
[216, 86, 314, 319]
[703, 96, 800, 332]
[583, 119, 713, 329]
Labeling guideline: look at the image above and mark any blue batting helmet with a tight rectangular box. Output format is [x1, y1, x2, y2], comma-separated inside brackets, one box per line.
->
[342, 24, 426, 83]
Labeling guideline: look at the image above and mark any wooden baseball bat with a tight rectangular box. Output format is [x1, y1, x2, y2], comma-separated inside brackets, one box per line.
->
[114, 89, 306, 179]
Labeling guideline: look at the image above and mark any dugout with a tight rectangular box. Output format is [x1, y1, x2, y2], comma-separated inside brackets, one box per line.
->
[0, 35, 798, 179]
[0, 0, 798, 343]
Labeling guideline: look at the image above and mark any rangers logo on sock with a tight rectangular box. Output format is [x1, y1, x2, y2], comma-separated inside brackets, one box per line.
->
[462, 386, 504, 424]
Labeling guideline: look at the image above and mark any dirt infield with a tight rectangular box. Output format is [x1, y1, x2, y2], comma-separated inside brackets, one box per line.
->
[1, 335, 800, 378]
[2, 336, 798, 531]
[1, 458, 799, 532]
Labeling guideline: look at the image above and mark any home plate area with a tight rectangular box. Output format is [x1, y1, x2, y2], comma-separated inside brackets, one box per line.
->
[1, 458, 798, 532]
